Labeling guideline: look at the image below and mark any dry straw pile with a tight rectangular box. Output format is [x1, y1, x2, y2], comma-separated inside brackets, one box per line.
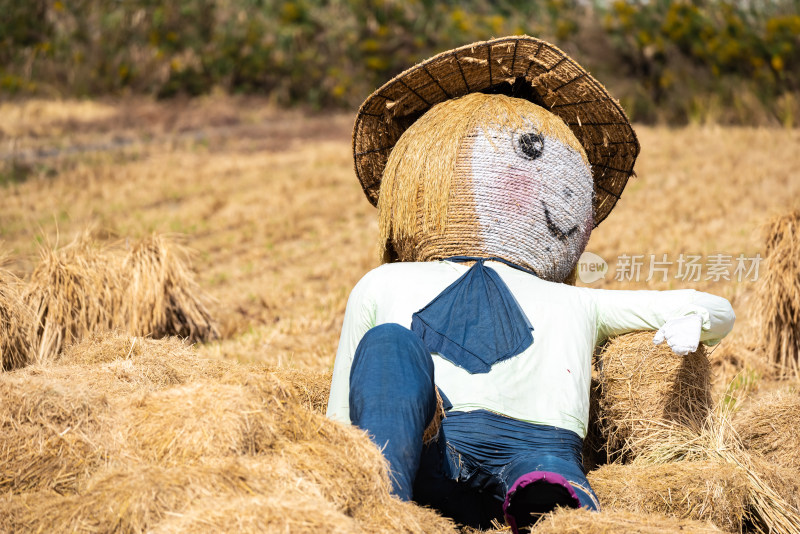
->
[0, 333, 220, 495]
[0, 332, 455, 533]
[588, 460, 749, 532]
[616, 407, 800, 534]
[529, 508, 724, 533]
[0, 267, 33, 371]
[8, 232, 218, 368]
[735, 389, 800, 470]
[591, 330, 800, 534]
[3, 320, 800, 532]
[755, 210, 800, 379]
[595, 331, 712, 459]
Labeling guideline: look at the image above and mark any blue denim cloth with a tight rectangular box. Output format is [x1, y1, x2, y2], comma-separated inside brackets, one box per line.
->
[413, 411, 599, 529]
[349, 323, 436, 500]
[349, 324, 598, 527]
[410, 258, 534, 374]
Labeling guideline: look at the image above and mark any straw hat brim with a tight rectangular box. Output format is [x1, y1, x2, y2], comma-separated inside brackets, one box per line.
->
[352, 35, 640, 227]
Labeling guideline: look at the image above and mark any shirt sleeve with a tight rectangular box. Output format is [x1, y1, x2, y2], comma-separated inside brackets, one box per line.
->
[592, 288, 735, 345]
[326, 270, 378, 424]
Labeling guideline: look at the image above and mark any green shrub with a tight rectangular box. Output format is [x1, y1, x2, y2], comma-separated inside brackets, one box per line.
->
[0, 0, 796, 124]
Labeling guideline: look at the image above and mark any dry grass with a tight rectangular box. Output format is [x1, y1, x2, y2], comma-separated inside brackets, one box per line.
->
[0, 333, 222, 495]
[150, 493, 360, 533]
[734, 388, 800, 470]
[588, 460, 749, 532]
[755, 210, 800, 379]
[620, 404, 800, 534]
[0, 332, 457, 533]
[0, 266, 33, 370]
[596, 331, 711, 460]
[593, 332, 800, 533]
[267, 365, 332, 413]
[530, 508, 724, 533]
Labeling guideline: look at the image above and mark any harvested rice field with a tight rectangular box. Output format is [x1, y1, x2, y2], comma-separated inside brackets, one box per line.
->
[1, 96, 799, 533]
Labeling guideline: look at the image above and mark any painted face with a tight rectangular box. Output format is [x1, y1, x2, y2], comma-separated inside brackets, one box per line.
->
[467, 124, 593, 281]
[379, 93, 594, 282]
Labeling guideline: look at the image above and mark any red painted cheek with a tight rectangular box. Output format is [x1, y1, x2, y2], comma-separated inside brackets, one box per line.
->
[492, 171, 542, 217]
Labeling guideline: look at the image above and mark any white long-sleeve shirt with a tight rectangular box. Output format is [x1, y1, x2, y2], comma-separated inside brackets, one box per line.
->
[326, 260, 735, 438]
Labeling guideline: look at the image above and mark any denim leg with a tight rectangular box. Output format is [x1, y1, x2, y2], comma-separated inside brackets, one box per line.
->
[349, 323, 436, 500]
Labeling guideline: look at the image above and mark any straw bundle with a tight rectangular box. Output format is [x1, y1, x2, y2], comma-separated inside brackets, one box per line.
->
[755, 210, 800, 379]
[2, 462, 291, 533]
[596, 331, 711, 459]
[749, 458, 800, 515]
[3, 455, 455, 533]
[121, 234, 219, 343]
[587, 461, 749, 532]
[623, 408, 800, 534]
[529, 508, 723, 533]
[735, 389, 800, 470]
[25, 237, 123, 365]
[20, 233, 218, 366]
[58, 332, 232, 392]
[0, 267, 33, 371]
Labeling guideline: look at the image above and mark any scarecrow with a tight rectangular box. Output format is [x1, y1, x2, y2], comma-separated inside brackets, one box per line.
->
[327, 36, 735, 531]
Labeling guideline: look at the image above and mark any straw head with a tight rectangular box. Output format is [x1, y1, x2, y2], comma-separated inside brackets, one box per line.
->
[353, 35, 639, 228]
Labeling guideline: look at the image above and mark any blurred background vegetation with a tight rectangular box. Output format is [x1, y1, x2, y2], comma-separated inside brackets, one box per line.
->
[0, 0, 798, 125]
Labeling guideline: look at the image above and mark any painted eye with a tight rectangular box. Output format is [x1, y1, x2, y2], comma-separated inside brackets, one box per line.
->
[517, 132, 544, 160]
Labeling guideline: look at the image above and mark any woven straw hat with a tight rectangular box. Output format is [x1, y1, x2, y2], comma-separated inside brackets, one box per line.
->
[352, 35, 640, 226]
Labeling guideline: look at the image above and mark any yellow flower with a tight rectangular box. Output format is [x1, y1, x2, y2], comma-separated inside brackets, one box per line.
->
[281, 2, 301, 23]
[366, 57, 388, 71]
[659, 69, 673, 89]
[489, 14, 504, 34]
[360, 39, 380, 53]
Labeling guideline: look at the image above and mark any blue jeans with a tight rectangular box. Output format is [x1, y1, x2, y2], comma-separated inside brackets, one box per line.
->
[349, 324, 598, 530]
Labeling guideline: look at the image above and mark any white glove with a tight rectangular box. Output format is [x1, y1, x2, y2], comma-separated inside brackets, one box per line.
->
[653, 315, 703, 356]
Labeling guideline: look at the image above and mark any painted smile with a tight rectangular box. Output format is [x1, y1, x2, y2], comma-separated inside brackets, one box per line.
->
[541, 201, 579, 242]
